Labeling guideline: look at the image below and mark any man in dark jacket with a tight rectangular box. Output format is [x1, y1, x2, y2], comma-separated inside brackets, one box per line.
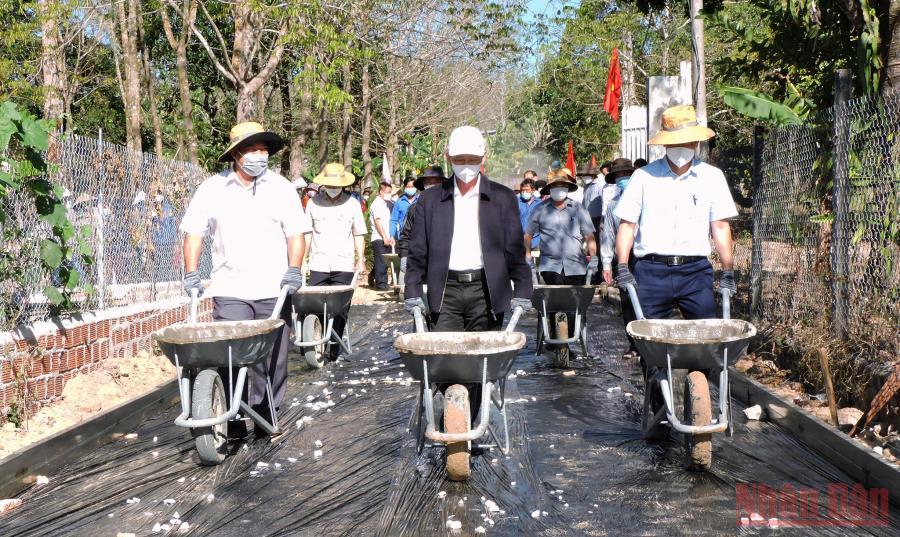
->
[404, 126, 533, 331]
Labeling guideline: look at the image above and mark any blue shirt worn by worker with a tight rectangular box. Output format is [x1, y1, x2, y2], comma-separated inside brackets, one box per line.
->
[518, 196, 541, 248]
[525, 198, 595, 276]
[390, 194, 418, 240]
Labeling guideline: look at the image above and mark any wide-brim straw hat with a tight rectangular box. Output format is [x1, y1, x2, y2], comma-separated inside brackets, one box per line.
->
[313, 162, 356, 187]
[647, 105, 716, 145]
[414, 165, 447, 190]
[540, 167, 578, 196]
[219, 122, 285, 162]
[605, 158, 636, 181]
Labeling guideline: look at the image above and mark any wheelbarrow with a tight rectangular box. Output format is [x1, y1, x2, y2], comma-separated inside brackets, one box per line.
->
[291, 272, 358, 368]
[530, 262, 596, 367]
[152, 286, 290, 465]
[394, 305, 525, 481]
[623, 283, 756, 470]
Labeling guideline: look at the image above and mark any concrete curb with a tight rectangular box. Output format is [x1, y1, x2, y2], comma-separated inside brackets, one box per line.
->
[730, 371, 900, 505]
[0, 380, 178, 498]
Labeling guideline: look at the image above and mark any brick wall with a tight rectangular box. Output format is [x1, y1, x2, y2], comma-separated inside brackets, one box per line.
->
[0, 298, 213, 420]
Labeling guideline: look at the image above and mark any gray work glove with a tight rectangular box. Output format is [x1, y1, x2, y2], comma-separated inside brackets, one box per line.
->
[719, 270, 736, 297]
[615, 262, 637, 291]
[587, 256, 599, 272]
[510, 297, 532, 313]
[183, 270, 202, 297]
[399, 257, 407, 272]
[280, 266, 304, 294]
[404, 297, 426, 315]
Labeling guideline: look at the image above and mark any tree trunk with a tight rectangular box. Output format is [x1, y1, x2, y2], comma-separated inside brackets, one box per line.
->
[139, 13, 163, 157]
[114, 0, 143, 152]
[160, 0, 199, 163]
[278, 70, 293, 177]
[885, 0, 900, 91]
[386, 92, 398, 179]
[360, 61, 373, 185]
[317, 107, 329, 168]
[341, 62, 353, 167]
[230, 0, 286, 122]
[38, 0, 65, 160]
[289, 61, 316, 179]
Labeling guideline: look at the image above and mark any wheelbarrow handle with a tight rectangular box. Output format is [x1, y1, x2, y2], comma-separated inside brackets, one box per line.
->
[189, 288, 199, 323]
[505, 305, 525, 333]
[585, 267, 593, 286]
[350, 270, 360, 288]
[412, 306, 427, 334]
[269, 285, 291, 320]
[623, 283, 645, 320]
[721, 288, 731, 320]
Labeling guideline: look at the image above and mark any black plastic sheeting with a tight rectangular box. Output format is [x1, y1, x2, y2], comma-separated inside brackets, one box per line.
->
[2, 301, 900, 536]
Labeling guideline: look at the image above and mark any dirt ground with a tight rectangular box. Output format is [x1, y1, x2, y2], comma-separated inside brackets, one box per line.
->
[0, 351, 175, 460]
[734, 353, 900, 466]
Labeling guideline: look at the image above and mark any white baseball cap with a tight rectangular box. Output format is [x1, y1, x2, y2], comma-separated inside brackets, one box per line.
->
[447, 126, 486, 157]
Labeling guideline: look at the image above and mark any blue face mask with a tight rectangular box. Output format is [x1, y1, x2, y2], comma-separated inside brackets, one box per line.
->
[404, 187, 417, 197]
[520, 191, 532, 201]
[616, 176, 631, 190]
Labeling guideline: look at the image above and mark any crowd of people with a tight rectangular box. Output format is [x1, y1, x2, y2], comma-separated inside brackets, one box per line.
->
[177, 104, 738, 437]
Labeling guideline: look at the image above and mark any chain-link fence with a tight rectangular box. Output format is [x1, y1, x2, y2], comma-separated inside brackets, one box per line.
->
[1, 134, 212, 329]
[750, 91, 900, 373]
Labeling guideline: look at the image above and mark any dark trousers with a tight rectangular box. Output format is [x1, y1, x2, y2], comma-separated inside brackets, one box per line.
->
[371, 239, 388, 287]
[539, 270, 584, 338]
[633, 258, 715, 320]
[591, 217, 603, 284]
[431, 278, 503, 331]
[308, 270, 354, 359]
[431, 277, 502, 422]
[213, 296, 291, 411]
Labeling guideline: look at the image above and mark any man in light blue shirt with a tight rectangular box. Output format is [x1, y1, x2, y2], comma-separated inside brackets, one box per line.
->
[389, 177, 418, 241]
[614, 105, 737, 322]
[518, 176, 540, 250]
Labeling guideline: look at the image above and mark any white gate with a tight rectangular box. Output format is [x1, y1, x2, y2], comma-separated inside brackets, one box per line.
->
[620, 105, 647, 162]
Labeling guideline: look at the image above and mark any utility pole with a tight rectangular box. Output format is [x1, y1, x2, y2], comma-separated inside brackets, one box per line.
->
[690, 0, 707, 158]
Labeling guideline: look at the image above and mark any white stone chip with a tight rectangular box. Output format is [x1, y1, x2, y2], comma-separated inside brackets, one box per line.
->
[531, 510, 541, 518]
[206, 494, 215, 503]
[35, 475, 49, 486]
[314, 450, 323, 458]
[446, 519, 462, 530]
[124, 433, 138, 440]
[151, 522, 162, 533]
[256, 462, 269, 469]
[315, 440, 323, 448]
[178, 522, 191, 533]
[437, 491, 447, 499]
[743, 405, 763, 421]
[475, 527, 486, 534]
[125, 497, 141, 505]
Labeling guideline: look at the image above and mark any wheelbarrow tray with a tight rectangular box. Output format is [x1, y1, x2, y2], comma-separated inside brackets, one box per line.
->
[153, 319, 284, 368]
[291, 285, 355, 315]
[395, 332, 526, 384]
[531, 285, 596, 313]
[626, 319, 756, 369]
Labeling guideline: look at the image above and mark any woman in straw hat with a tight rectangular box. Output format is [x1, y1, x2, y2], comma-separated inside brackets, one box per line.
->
[180, 121, 308, 437]
[302, 162, 367, 361]
[612, 105, 738, 428]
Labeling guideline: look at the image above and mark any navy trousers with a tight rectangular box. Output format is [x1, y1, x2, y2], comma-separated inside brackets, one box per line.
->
[633, 258, 716, 320]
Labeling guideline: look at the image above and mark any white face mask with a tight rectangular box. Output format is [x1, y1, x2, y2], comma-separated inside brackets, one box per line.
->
[239, 152, 268, 177]
[549, 188, 568, 202]
[324, 186, 343, 198]
[452, 164, 480, 183]
[666, 146, 695, 168]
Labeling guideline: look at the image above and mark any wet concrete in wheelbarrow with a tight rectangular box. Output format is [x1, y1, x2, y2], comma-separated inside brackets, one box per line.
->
[2, 302, 899, 536]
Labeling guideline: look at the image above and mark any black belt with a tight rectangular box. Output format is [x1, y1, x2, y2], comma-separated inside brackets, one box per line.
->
[447, 269, 483, 283]
[642, 254, 705, 266]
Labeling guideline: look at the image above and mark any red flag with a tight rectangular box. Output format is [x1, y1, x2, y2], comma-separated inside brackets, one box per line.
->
[591, 154, 597, 169]
[603, 47, 622, 123]
[565, 140, 576, 175]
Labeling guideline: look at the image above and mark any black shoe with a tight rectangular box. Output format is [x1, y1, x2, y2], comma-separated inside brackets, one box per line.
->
[376, 283, 391, 291]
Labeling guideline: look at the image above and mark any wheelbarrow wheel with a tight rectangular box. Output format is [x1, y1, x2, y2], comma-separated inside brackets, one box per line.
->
[684, 371, 712, 470]
[302, 314, 326, 369]
[641, 370, 668, 441]
[553, 312, 569, 368]
[444, 384, 471, 481]
[192, 369, 228, 465]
